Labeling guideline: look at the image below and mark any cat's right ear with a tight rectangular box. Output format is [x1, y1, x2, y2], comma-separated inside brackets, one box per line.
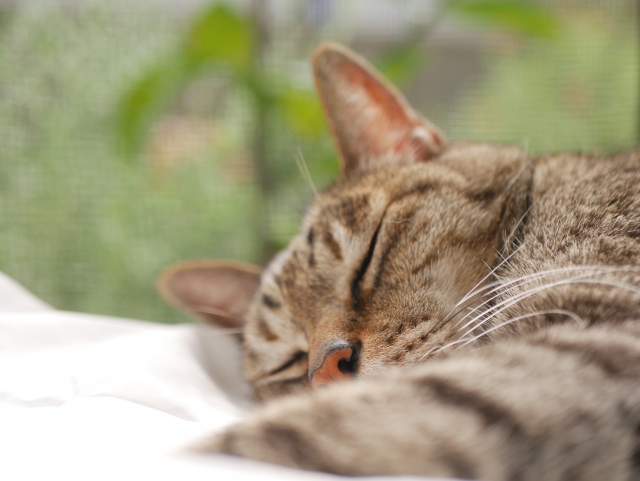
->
[158, 260, 261, 329]
[313, 42, 446, 175]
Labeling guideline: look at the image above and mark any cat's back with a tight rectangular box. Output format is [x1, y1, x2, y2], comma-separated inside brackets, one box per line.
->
[526, 149, 640, 265]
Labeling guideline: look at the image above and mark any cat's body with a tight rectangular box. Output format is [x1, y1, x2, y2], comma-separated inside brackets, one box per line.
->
[160, 43, 640, 480]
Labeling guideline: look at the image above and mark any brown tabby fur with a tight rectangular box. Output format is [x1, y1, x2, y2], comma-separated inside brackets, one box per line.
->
[160, 43, 640, 480]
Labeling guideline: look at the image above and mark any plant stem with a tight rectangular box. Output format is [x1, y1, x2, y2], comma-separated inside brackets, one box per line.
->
[251, 0, 273, 263]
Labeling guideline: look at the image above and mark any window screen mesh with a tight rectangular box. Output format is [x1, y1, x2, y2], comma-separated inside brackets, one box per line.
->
[0, 0, 637, 323]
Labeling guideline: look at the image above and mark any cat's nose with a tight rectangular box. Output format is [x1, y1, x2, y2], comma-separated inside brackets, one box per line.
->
[309, 340, 359, 388]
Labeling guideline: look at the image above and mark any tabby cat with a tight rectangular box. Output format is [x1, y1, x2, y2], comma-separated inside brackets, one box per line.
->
[159, 42, 640, 480]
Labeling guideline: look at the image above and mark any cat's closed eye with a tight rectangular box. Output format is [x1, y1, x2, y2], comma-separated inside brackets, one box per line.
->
[351, 221, 383, 310]
[269, 351, 308, 376]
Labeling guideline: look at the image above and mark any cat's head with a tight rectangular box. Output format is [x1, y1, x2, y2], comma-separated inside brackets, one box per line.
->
[159, 43, 532, 401]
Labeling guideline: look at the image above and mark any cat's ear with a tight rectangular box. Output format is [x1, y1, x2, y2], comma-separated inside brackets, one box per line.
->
[313, 42, 446, 175]
[158, 260, 261, 329]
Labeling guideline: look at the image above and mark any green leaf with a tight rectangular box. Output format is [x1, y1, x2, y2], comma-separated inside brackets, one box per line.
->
[377, 46, 427, 88]
[117, 59, 184, 155]
[450, 1, 560, 39]
[278, 88, 326, 139]
[183, 5, 253, 73]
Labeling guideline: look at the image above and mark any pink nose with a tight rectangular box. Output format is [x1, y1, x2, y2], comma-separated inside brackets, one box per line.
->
[309, 342, 357, 388]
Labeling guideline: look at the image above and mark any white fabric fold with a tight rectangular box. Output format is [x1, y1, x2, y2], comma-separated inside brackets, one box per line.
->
[0, 273, 447, 481]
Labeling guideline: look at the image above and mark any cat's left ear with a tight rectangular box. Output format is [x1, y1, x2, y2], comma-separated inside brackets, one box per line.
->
[158, 260, 261, 329]
[313, 42, 446, 175]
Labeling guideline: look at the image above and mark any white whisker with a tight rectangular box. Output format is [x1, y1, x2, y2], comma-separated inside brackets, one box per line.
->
[455, 266, 630, 334]
[502, 205, 532, 255]
[439, 242, 528, 325]
[442, 309, 585, 353]
[418, 265, 640, 363]
[459, 274, 640, 340]
[294, 147, 318, 196]
[452, 267, 598, 333]
[503, 162, 528, 193]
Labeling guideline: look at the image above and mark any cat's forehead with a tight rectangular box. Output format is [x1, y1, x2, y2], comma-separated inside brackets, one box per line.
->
[253, 181, 391, 322]
[304, 181, 387, 228]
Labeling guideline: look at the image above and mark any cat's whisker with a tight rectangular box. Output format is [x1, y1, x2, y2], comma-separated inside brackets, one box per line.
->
[437, 267, 636, 355]
[461, 309, 586, 349]
[428, 283, 502, 344]
[447, 280, 507, 326]
[444, 276, 535, 335]
[444, 273, 565, 342]
[502, 163, 529, 194]
[442, 309, 585, 354]
[467, 269, 640, 335]
[418, 281, 515, 362]
[458, 272, 611, 336]
[419, 342, 446, 361]
[455, 266, 630, 334]
[450, 266, 600, 332]
[439, 242, 528, 325]
[501, 205, 532, 256]
[454, 271, 585, 333]
[459, 275, 640, 340]
[294, 147, 318, 196]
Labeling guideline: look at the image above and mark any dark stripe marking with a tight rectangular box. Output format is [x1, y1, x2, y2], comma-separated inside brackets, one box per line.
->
[526, 337, 640, 378]
[323, 231, 343, 261]
[307, 230, 316, 266]
[262, 424, 333, 471]
[632, 423, 640, 471]
[416, 376, 536, 481]
[262, 294, 281, 310]
[372, 217, 411, 289]
[351, 220, 382, 311]
[391, 182, 438, 203]
[416, 376, 520, 429]
[257, 317, 279, 342]
[437, 446, 478, 480]
[268, 351, 308, 376]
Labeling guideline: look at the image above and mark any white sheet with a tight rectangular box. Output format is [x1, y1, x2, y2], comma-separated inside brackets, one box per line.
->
[0, 273, 445, 480]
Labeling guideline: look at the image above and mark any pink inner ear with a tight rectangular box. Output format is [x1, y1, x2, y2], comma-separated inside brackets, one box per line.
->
[338, 61, 412, 130]
[313, 43, 446, 174]
[342, 58, 441, 164]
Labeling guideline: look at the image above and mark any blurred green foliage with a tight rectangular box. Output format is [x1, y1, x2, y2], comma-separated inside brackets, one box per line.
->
[0, 1, 636, 323]
[452, 9, 639, 154]
[451, 1, 560, 39]
[119, 0, 560, 261]
[185, 5, 254, 72]
[121, 1, 560, 156]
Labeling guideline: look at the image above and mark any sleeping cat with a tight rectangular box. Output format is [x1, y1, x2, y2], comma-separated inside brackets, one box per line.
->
[159, 42, 640, 480]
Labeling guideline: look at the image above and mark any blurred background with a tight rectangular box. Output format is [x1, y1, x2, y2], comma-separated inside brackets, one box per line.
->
[0, 0, 637, 323]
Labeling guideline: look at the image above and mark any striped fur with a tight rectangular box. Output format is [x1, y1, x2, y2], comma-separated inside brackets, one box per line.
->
[196, 44, 640, 479]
